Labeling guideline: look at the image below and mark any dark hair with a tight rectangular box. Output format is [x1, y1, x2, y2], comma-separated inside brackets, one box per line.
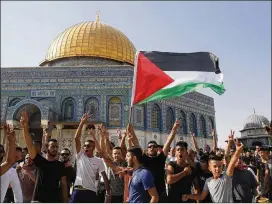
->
[148, 140, 158, 146]
[208, 154, 223, 162]
[127, 147, 143, 163]
[49, 139, 58, 143]
[113, 146, 122, 151]
[62, 148, 71, 154]
[86, 140, 95, 144]
[16, 146, 22, 152]
[175, 141, 188, 149]
[200, 155, 209, 164]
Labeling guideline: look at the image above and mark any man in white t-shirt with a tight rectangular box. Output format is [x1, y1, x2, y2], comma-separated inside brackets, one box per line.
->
[0, 125, 23, 203]
[71, 113, 111, 203]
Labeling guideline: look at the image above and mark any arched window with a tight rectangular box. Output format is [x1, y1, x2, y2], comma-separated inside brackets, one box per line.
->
[199, 116, 207, 137]
[208, 117, 214, 135]
[166, 107, 175, 131]
[180, 110, 187, 135]
[9, 98, 21, 107]
[108, 97, 122, 126]
[85, 97, 99, 121]
[62, 98, 75, 121]
[189, 113, 197, 136]
[151, 104, 161, 130]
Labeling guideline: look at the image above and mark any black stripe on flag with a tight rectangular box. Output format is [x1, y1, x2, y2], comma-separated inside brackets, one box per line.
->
[140, 51, 221, 74]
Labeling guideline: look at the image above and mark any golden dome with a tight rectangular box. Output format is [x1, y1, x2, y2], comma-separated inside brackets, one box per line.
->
[40, 16, 136, 66]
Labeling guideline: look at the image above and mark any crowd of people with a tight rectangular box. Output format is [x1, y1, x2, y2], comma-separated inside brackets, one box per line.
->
[0, 110, 272, 203]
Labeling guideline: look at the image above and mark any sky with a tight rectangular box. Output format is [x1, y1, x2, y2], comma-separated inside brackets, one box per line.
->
[1, 1, 271, 148]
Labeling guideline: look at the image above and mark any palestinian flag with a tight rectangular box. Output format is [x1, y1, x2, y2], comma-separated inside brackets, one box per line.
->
[131, 51, 225, 106]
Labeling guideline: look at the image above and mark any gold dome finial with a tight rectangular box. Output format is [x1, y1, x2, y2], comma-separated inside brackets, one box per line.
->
[95, 11, 100, 22]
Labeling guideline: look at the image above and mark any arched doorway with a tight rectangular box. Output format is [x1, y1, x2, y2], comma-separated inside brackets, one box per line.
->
[14, 104, 43, 141]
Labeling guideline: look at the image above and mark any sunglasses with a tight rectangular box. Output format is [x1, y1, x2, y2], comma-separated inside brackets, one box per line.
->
[61, 153, 69, 156]
[84, 144, 91, 148]
[148, 145, 157, 149]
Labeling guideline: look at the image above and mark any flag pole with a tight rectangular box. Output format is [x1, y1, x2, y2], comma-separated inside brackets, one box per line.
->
[128, 106, 133, 124]
[128, 51, 139, 125]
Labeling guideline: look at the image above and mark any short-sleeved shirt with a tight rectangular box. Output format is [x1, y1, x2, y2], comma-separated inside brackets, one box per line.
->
[195, 163, 213, 203]
[32, 154, 65, 202]
[232, 168, 258, 202]
[203, 173, 233, 203]
[128, 167, 155, 203]
[74, 150, 105, 192]
[142, 152, 167, 195]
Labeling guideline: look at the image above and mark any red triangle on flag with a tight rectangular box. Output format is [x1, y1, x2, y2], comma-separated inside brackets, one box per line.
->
[132, 52, 174, 105]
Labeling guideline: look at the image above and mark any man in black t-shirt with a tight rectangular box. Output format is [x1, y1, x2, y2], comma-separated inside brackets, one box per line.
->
[141, 120, 181, 202]
[194, 155, 213, 203]
[59, 148, 76, 199]
[20, 111, 68, 203]
[232, 157, 258, 202]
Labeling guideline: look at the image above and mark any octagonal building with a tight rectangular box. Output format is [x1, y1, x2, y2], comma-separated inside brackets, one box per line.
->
[1, 16, 217, 162]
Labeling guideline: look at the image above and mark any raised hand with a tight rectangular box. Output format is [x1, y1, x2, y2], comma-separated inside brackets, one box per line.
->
[20, 110, 29, 128]
[173, 120, 181, 130]
[228, 130, 235, 142]
[235, 138, 243, 152]
[6, 125, 16, 143]
[190, 132, 195, 137]
[80, 113, 90, 124]
[212, 129, 216, 137]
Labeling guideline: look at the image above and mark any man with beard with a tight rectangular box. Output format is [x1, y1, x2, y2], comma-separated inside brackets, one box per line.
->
[166, 141, 196, 203]
[127, 147, 159, 203]
[182, 136, 244, 203]
[71, 113, 110, 203]
[20, 110, 68, 203]
[140, 120, 180, 202]
[232, 157, 258, 202]
[16, 153, 36, 203]
[0, 125, 23, 203]
[59, 148, 76, 200]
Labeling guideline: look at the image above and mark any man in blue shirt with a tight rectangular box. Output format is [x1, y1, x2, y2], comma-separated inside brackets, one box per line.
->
[127, 147, 159, 203]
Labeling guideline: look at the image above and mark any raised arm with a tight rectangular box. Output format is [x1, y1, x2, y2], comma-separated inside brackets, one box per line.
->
[119, 130, 128, 159]
[212, 129, 217, 153]
[0, 125, 16, 176]
[90, 128, 103, 154]
[191, 133, 200, 153]
[41, 130, 51, 153]
[225, 130, 234, 167]
[74, 113, 89, 154]
[20, 111, 37, 160]
[127, 124, 141, 150]
[163, 120, 180, 156]
[226, 138, 243, 177]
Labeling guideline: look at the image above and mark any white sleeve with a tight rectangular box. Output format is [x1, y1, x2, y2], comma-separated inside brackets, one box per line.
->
[10, 169, 23, 203]
[98, 159, 106, 174]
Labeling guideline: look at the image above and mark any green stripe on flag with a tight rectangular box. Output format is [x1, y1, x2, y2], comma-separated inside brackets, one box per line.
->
[138, 82, 225, 104]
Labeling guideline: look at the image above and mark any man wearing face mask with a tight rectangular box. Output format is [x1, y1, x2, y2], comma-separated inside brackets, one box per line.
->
[59, 148, 76, 200]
